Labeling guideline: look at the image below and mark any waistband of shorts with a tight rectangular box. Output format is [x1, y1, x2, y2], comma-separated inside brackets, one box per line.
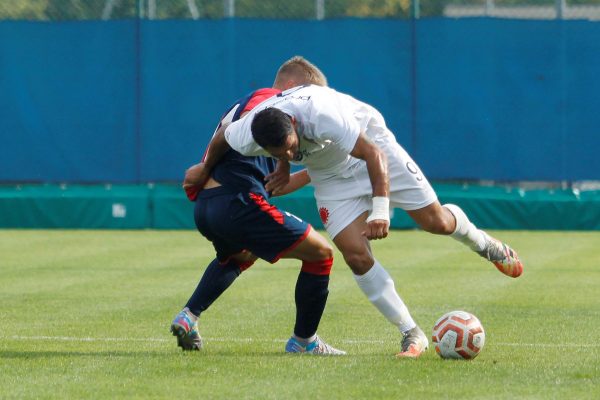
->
[195, 184, 240, 199]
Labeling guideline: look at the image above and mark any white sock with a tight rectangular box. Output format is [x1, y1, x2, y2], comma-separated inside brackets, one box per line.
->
[353, 260, 416, 334]
[444, 204, 487, 252]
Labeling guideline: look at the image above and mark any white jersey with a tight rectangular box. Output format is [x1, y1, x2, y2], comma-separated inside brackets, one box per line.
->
[224, 85, 397, 201]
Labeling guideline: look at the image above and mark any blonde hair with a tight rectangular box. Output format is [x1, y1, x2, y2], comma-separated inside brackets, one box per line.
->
[273, 56, 328, 89]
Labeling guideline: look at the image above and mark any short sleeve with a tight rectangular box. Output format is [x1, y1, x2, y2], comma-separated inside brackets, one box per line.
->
[224, 118, 269, 157]
[309, 93, 361, 154]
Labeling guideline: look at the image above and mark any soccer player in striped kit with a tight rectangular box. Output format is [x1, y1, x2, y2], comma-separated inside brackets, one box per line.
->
[171, 57, 345, 355]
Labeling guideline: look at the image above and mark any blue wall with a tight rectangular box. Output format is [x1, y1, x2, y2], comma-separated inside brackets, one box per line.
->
[1, 18, 598, 183]
[0, 21, 138, 182]
[415, 19, 600, 181]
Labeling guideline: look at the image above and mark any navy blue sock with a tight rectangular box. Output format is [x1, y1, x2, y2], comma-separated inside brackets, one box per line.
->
[293, 271, 330, 339]
[185, 258, 241, 317]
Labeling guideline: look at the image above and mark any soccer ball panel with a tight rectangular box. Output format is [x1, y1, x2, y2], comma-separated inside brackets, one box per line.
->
[432, 310, 485, 360]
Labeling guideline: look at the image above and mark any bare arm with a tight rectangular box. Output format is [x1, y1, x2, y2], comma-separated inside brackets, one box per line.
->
[183, 124, 231, 191]
[202, 123, 231, 171]
[349, 133, 389, 198]
[269, 169, 311, 197]
[264, 159, 291, 194]
[349, 133, 390, 240]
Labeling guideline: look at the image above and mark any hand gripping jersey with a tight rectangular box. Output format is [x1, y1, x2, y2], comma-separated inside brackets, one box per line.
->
[185, 88, 281, 201]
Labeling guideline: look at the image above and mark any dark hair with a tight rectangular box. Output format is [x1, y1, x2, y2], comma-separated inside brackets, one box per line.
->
[251, 108, 293, 149]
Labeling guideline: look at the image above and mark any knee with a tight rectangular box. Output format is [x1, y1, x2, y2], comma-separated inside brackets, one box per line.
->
[303, 242, 334, 262]
[230, 251, 258, 272]
[316, 242, 334, 261]
[302, 230, 334, 261]
[419, 209, 455, 235]
[300, 241, 334, 276]
[343, 251, 374, 274]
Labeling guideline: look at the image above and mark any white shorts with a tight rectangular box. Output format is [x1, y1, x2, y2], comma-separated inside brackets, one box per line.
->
[315, 139, 437, 239]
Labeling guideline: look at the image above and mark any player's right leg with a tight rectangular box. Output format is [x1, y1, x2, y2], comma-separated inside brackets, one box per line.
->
[279, 227, 345, 355]
[328, 205, 428, 358]
[235, 193, 344, 355]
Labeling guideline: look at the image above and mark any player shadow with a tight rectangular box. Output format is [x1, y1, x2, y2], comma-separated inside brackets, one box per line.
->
[188, 348, 394, 358]
[0, 350, 167, 359]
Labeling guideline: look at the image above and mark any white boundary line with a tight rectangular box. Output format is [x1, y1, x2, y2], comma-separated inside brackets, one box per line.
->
[2, 335, 599, 348]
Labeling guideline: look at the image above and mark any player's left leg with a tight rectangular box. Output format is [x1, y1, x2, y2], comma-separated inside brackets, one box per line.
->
[406, 202, 523, 278]
[382, 139, 523, 278]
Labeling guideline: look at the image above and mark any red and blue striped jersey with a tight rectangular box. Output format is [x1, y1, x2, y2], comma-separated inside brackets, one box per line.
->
[186, 88, 280, 201]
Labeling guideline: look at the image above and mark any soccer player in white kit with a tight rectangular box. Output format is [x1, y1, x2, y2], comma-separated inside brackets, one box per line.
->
[217, 84, 523, 358]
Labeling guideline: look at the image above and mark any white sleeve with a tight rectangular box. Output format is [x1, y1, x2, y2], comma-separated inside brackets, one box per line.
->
[224, 118, 269, 157]
[310, 96, 361, 153]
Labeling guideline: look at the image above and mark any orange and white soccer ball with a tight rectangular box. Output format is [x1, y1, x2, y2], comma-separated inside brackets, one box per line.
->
[432, 310, 485, 360]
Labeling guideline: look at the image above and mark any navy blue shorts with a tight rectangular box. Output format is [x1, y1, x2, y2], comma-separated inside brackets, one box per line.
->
[194, 186, 310, 264]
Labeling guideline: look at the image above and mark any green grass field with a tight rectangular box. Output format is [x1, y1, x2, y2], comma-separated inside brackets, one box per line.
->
[1, 229, 599, 399]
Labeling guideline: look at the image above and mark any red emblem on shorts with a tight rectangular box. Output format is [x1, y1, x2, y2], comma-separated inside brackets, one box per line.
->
[319, 207, 329, 225]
